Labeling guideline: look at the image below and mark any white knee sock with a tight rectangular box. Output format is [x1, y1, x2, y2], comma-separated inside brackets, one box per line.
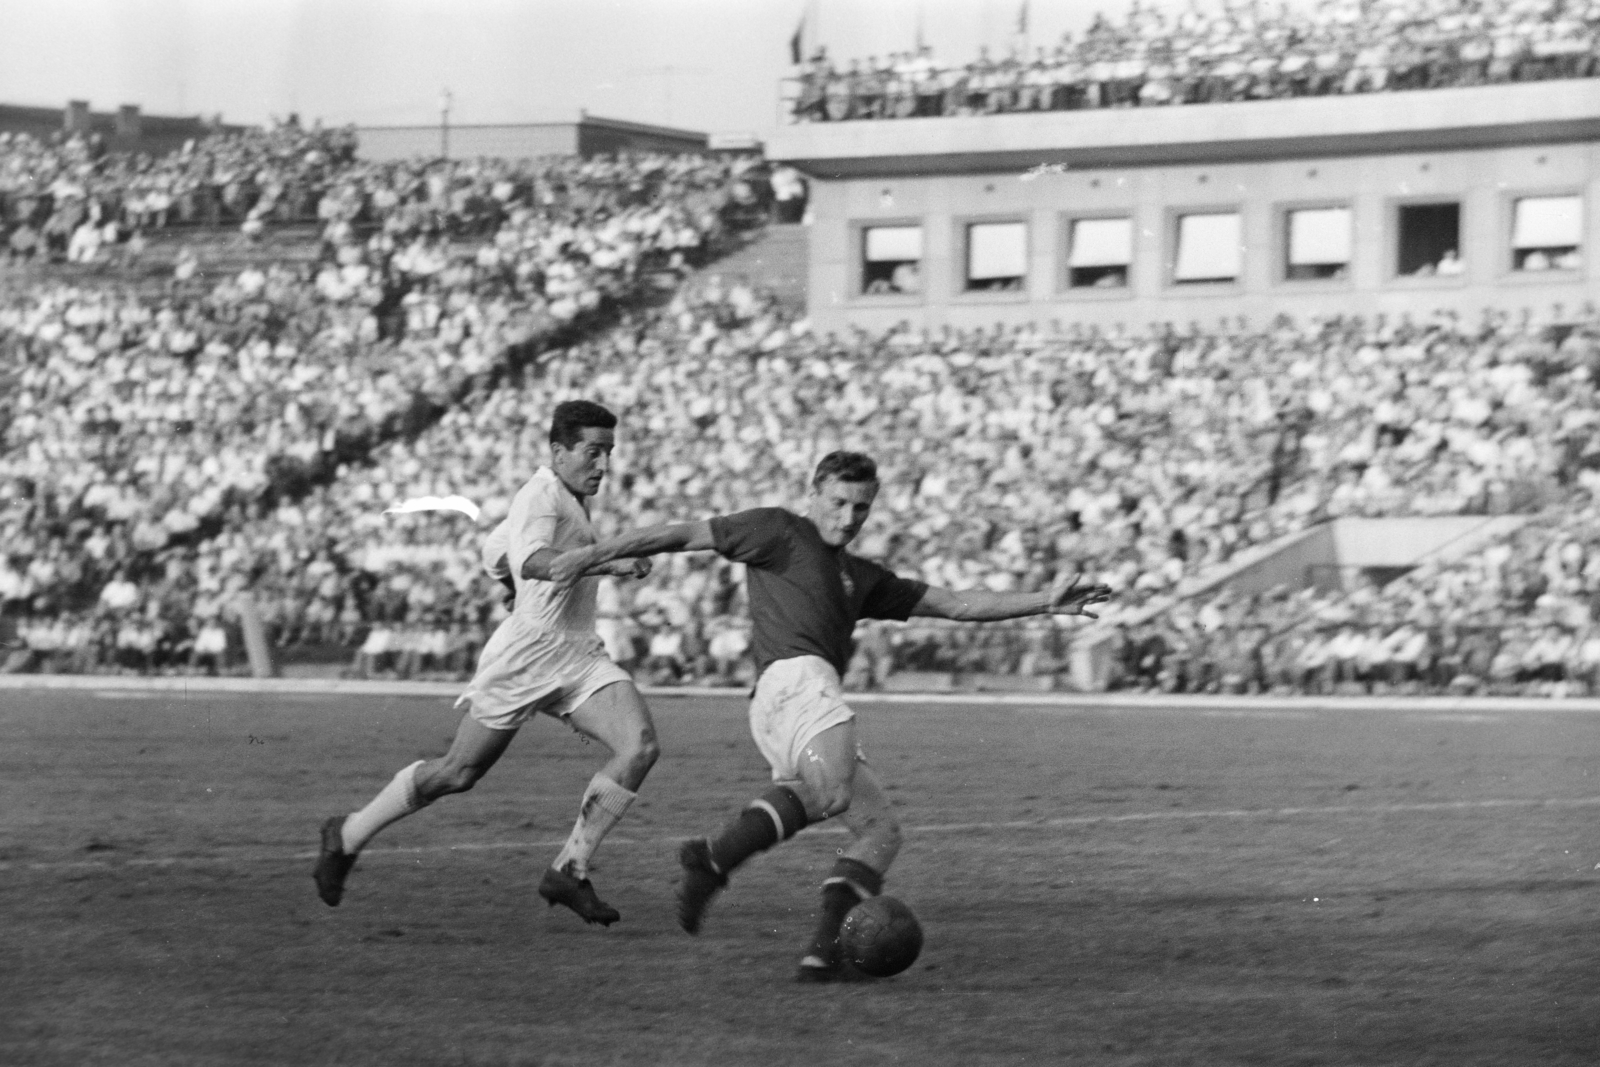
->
[341, 760, 427, 854]
[552, 774, 636, 879]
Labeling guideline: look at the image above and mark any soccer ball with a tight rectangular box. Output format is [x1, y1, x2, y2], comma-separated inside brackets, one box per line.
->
[839, 895, 923, 978]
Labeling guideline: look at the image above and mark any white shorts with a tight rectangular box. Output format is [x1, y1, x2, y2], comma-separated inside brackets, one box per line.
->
[456, 615, 632, 731]
[749, 655, 857, 781]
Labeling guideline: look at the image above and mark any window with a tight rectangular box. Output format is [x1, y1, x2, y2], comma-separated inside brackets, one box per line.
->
[1173, 211, 1241, 284]
[1512, 195, 1582, 272]
[1285, 207, 1352, 281]
[861, 225, 923, 295]
[964, 221, 1027, 292]
[1397, 202, 1461, 277]
[1067, 217, 1132, 289]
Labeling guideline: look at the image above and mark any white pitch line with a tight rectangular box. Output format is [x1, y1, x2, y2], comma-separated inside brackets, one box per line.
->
[6, 795, 1598, 874]
[10, 673, 1600, 714]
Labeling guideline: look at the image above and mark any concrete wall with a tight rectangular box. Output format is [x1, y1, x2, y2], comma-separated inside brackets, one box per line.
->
[355, 117, 708, 162]
[796, 138, 1600, 333]
[1223, 525, 1338, 596]
[771, 80, 1600, 334]
[357, 124, 579, 161]
[769, 79, 1600, 177]
[0, 101, 227, 156]
[577, 120, 709, 157]
[1070, 514, 1529, 689]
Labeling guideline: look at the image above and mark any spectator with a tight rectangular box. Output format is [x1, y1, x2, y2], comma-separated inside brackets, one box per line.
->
[785, 0, 1600, 123]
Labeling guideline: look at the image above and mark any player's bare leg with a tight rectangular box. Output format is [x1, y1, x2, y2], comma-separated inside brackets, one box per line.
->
[799, 758, 903, 983]
[538, 682, 660, 926]
[313, 711, 516, 906]
[676, 719, 859, 936]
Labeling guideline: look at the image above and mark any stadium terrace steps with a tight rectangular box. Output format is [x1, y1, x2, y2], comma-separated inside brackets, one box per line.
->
[0, 224, 325, 290]
[137, 223, 324, 275]
[1073, 514, 1534, 690]
[697, 224, 807, 309]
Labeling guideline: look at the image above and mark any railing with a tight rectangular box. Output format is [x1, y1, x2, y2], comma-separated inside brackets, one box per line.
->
[777, 51, 1600, 125]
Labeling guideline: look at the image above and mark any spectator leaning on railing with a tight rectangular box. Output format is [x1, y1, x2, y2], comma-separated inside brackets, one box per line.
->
[787, 0, 1600, 123]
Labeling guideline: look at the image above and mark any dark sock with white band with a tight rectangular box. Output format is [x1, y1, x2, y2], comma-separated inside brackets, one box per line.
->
[706, 785, 809, 875]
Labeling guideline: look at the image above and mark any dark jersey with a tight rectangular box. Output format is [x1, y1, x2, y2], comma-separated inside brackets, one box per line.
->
[709, 507, 929, 677]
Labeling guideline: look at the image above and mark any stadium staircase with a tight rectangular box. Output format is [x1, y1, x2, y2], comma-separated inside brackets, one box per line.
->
[0, 223, 324, 293]
[695, 223, 808, 309]
[141, 223, 324, 275]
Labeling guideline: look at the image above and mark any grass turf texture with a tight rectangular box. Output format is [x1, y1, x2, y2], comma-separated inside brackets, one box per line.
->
[2, 688, 1598, 1066]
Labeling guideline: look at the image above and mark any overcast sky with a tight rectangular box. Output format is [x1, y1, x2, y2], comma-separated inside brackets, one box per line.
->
[0, 0, 1185, 138]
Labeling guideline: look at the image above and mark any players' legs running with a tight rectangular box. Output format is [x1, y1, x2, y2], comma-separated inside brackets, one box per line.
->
[676, 718, 859, 935]
[800, 757, 903, 982]
[538, 681, 660, 926]
[413, 711, 520, 801]
[313, 711, 516, 907]
[790, 717, 860, 821]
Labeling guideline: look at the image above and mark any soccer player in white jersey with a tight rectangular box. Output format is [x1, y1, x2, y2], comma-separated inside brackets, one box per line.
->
[313, 401, 659, 926]
[550, 451, 1113, 978]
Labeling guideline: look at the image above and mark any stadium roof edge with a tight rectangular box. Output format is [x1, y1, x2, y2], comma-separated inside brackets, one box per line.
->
[358, 113, 706, 143]
[767, 79, 1600, 178]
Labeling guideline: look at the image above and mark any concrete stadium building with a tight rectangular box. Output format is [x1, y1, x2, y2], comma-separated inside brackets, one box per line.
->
[767, 79, 1600, 333]
[355, 114, 708, 162]
[0, 100, 239, 155]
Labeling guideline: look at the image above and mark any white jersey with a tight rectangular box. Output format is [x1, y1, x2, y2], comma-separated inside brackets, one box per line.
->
[481, 519, 512, 579]
[503, 466, 600, 633]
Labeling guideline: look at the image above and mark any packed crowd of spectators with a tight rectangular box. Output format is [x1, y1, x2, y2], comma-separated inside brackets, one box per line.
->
[2, 116, 763, 266]
[7, 109, 1600, 694]
[43, 259, 1594, 687]
[1, 118, 358, 263]
[790, 0, 1600, 122]
[1108, 488, 1600, 698]
[0, 145, 760, 675]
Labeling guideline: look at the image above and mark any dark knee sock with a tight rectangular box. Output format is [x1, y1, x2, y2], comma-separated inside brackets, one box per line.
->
[707, 785, 808, 875]
[810, 857, 885, 956]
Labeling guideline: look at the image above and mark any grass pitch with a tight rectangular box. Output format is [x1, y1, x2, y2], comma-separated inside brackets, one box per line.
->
[2, 687, 1598, 1066]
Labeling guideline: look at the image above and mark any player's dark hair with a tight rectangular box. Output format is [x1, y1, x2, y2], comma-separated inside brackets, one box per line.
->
[811, 450, 878, 489]
[549, 400, 617, 448]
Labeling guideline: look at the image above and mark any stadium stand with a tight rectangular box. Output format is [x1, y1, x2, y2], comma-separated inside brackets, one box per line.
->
[0, 144, 763, 675]
[12, 260, 1591, 688]
[5, 0, 1600, 694]
[786, 0, 1600, 122]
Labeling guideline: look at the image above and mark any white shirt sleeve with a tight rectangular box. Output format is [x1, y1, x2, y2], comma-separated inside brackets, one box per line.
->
[481, 518, 512, 579]
[506, 476, 560, 578]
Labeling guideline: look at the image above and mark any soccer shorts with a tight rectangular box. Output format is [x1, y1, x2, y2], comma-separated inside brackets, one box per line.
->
[456, 615, 632, 730]
[749, 655, 858, 781]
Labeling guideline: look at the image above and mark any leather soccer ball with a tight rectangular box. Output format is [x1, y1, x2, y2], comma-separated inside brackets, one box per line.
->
[839, 895, 923, 977]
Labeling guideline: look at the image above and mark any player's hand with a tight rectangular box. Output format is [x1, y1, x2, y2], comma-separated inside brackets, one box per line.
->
[611, 557, 652, 580]
[1047, 572, 1114, 619]
[549, 548, 595, 588]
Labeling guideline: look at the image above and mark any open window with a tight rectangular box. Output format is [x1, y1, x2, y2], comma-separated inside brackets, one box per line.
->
[1511, 195, 1582, 272]
[1067, 217, 1132, 289]
[1172, 211, 1241, 284]
[861, 225, 923, 295]
[1396, 202, 1461, 277]
[1285, 206, 1352, 281]
[964, 221, 1027, 292]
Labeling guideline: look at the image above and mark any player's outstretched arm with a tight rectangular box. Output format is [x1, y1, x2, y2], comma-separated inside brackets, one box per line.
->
[518, 547, 653, 582]
[549, 521, 717, 588]
[910, 571, 1114, 623]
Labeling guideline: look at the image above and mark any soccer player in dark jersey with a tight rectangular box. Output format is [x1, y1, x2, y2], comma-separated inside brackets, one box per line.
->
[549, 450, 1112, 981]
